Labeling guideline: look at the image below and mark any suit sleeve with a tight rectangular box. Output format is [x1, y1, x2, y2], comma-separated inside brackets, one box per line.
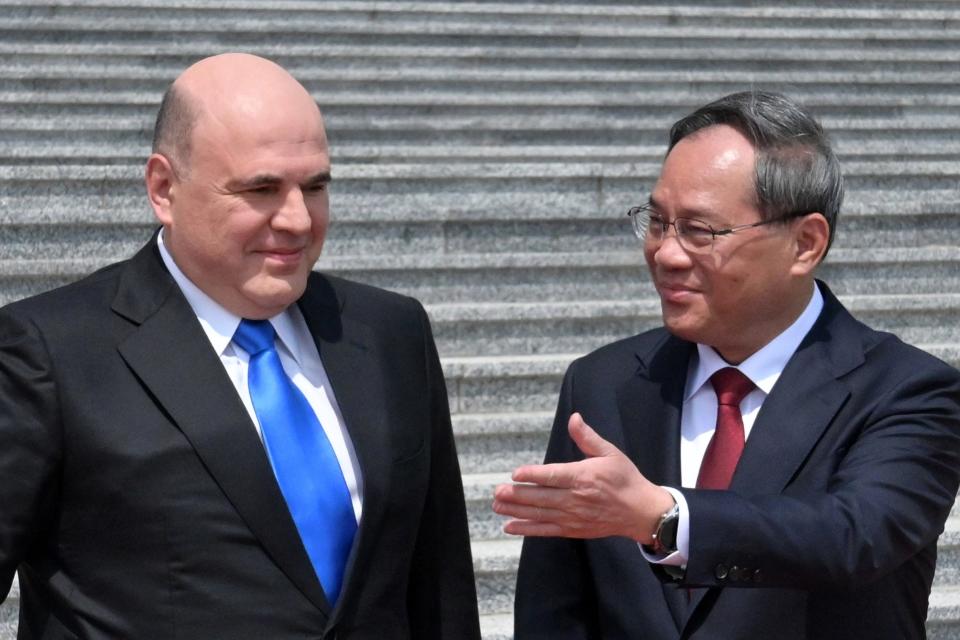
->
[515, 362, 603, 640]
[0, 308, 62, 600]
[404, 302, 481, 639]
[682, 359, 960, 589]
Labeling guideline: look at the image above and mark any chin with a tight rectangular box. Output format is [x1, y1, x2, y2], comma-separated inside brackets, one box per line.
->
[661, 314, 707, 344]
[245, 278, 307, 314]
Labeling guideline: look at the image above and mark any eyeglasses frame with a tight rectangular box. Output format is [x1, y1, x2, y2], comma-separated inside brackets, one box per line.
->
[626, 204, 809, 252]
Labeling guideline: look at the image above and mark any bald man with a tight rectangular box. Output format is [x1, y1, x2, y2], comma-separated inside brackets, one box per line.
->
[0, 54, 480, 640]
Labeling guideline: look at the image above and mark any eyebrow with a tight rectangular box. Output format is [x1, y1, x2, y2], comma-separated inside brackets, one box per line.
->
[229, 171, 332, 190]
[648, 195, 725, 223]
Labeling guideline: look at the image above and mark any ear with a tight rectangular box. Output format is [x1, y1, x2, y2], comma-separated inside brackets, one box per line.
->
[790, 212, 830, 276]
[144, 153, 178, 226]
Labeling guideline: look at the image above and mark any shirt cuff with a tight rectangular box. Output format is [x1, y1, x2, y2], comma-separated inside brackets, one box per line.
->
[638, 486, 690, 568]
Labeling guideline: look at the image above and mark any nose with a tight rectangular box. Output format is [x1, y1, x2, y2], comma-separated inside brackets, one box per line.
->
[273, 187, 312, 235]
[650, 231, 692, 270]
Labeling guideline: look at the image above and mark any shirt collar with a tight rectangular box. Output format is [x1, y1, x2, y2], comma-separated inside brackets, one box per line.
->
[157, 229, 305, 363]
[684, 283, 825, 401]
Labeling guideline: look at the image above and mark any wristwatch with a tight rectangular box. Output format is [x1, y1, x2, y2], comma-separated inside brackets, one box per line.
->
[650, 501, 680, 555]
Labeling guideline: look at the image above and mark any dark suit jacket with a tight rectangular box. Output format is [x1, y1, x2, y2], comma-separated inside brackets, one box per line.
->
[0, 240, 481, 640]
[516, 284, 960, 640]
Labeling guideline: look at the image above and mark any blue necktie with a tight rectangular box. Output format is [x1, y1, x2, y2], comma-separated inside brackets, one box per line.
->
[233, 319, 357, 605]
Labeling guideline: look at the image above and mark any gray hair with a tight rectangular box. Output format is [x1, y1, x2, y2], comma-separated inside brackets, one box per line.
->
[668, 90, 844, 256]
[151, 84, 198, 176]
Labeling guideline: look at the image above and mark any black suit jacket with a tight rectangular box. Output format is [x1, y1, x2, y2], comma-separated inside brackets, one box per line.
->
[516, 284, 960, 640]
[0, 240, 481, 640]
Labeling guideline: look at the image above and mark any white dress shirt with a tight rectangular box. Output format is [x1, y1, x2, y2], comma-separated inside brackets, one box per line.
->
[157, 230, 363, 521]
[645, 283, 824, 567]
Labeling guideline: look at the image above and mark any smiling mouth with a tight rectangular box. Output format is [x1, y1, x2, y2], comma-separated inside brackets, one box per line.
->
[259, 248, 305, 264]
[657, 282, 699, 302]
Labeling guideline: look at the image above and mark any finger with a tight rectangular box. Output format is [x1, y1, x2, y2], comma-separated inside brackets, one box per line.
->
[502, 519, 566, 538]
[492, 500, 565, 524]
[493, 483, 570, 510]
[510, 462, 576, 488]
[568, 412, 618, 458]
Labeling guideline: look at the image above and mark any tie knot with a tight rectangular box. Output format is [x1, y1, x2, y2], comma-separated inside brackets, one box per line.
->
[710, 367, 754, 407]
[233, 319, 277, 356]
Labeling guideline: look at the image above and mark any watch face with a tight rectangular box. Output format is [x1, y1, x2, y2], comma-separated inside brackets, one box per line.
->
[661, 515, 679, 550]
[658, 507, 680, 552]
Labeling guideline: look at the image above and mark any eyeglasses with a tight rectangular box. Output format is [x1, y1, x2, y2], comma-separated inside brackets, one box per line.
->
[626, 204, 804, 254]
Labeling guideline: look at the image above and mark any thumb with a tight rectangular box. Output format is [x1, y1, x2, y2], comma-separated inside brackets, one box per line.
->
[568, 413, 618, 458]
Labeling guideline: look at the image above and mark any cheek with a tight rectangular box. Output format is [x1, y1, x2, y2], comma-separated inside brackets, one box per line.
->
[643, 243, 660, 271]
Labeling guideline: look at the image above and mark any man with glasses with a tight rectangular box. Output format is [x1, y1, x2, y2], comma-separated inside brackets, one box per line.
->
[494, 91, 960, 639]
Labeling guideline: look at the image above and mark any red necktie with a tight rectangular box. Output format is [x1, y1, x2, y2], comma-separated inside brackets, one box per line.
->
[696, 367, 755, 490]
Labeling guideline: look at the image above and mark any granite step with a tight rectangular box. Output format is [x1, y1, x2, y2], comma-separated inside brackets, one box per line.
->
[6, 74, 960, 103]
[429, 294, 960, 358]
[454, 412, 553, 475]
[473, 538, 524, 616]
[2, 159, 958, 183]
[2, 247, 959, 307]
[4, 37, 960, 60]
[2, 186, 957, 227]
[2, 0, 956, 11]
[2, 1, 959, 23]
[4, 8, 960, 40]
[5, 95, 960, 125]
[1, 203, 955, 264]
[443, 343, 960, 415]
[5, 44, 960, 75]
[929, 587, 960, 640]
[3, 27, 957, 57]
[0, 579, 14, 639]
[0, 103, 957, 140]
[8, 61, 960, 86]
[464, 472, 513, 542]
[479, 612, 513, 640]
[4, 76, 960, 103]
[6, 137, 960, 165]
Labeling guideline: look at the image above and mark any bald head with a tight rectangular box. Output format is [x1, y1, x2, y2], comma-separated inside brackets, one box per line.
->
[151, 53, 324, 174]
[144, 53, 331, 318]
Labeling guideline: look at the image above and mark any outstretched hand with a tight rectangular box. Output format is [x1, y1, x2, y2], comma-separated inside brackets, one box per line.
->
[492, 413, 675, 543]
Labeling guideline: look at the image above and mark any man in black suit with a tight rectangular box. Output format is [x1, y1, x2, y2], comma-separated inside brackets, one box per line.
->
[494, 91, 960, 639]
[0, 53, 480, 639]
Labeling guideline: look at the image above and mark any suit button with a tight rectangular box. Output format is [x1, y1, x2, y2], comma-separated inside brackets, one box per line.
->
[714, 563, 729, 580]
[752, 569, 762, 583]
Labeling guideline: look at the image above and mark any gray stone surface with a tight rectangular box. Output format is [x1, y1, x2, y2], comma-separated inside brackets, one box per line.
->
[2, 2, 959, 639]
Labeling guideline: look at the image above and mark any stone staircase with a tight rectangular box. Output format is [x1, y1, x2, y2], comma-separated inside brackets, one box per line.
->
[1, 2, 959, 638]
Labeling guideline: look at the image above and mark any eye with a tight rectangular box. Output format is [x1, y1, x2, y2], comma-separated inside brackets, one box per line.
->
[248, 185, 278, 196]
[680, 219, 713, 237]
[646, 214, 666, 233]
[303, 182, 328, 195]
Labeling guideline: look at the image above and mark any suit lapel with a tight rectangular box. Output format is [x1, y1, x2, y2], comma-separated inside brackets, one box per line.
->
[112, 241, 332, 617]
[617, 333, 691, 487]
[296, 275, 393, 624]
[730, 287, 861, 496]
[686, 285, 864, 624]
[616, 332, 692, 632]
[730, 348, 849, 496]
